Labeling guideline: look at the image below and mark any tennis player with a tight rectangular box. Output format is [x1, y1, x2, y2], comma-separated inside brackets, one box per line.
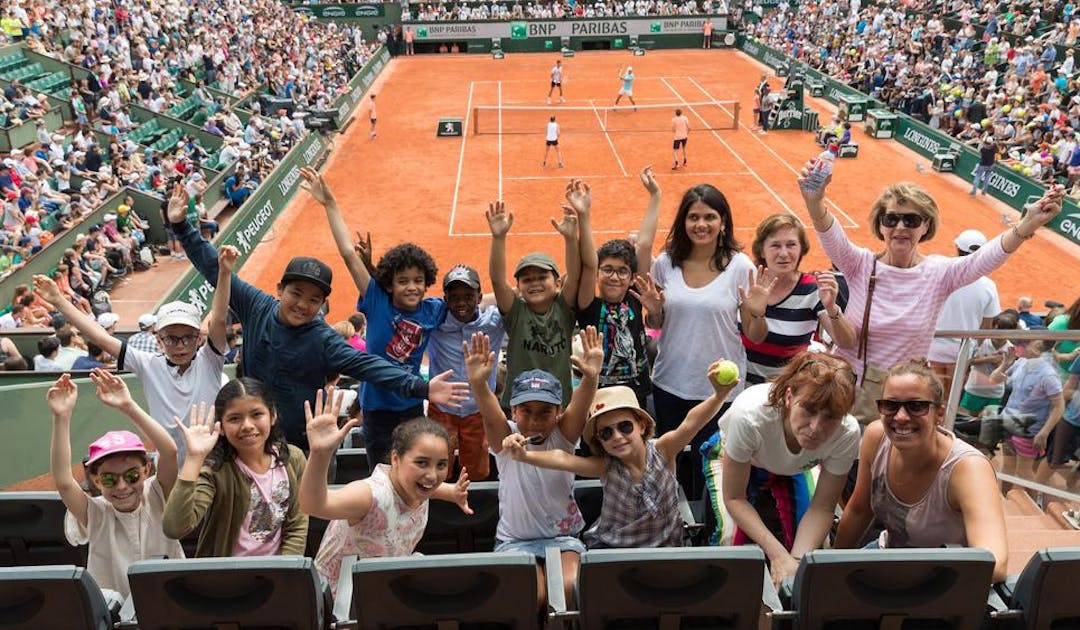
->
[542, 115, 564, 168]
[672, 108, 690, 169]
[547, 59, 566, 104]
[615, 66, 637, 110]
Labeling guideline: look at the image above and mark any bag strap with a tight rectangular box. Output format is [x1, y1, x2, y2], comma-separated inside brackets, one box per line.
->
[857, 258, 878, 383]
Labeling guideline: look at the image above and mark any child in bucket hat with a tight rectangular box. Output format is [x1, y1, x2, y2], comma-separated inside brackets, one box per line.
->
[503, 361, 738, 550]
[48, 369, 184, 598]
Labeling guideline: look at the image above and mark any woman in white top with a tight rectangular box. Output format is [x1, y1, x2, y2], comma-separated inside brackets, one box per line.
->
[542, 115, 563, 168]
[633, 183, 773, 497]
[706, 351, 859, 588]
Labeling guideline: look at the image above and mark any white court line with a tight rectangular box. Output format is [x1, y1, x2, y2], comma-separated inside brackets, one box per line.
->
[589, 99, 628, 176]
[659, 77, 802, 223]
[498, 81, 503, 200]
[453, 227, 760, 237]
[500, 96, 687, 105]
[504, 171, 752, 181]
[684, 76, 858, 228]
[447, 81, 475, 236]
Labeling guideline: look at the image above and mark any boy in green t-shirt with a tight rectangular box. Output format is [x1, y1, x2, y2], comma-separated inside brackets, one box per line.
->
[487, 200, 581, 408]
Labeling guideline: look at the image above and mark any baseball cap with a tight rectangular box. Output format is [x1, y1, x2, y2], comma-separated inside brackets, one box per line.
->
[509, 369, 563, 407]
[137, 313, 157, 329]
[280, 256, 333, 297]
[155, 301, 202, 330]
[97, 312, 120, 328]
[103, 213, 117, 222]
[443, 265, 481, 290]
[87, 430, 146, 466]
[514, 252, 559, 277]
[583, 386, 655, 452]
[954, 229, 987, 254]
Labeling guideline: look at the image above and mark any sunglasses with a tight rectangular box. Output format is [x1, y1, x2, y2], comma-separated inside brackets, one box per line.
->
[97, 466, 143, 488]
[879, 213, 927, 229]
[597, 419, 637, 442]
[876, 399, 935, 417]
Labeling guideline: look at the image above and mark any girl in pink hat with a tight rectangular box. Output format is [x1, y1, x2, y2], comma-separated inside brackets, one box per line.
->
[48, 369, 184, 597]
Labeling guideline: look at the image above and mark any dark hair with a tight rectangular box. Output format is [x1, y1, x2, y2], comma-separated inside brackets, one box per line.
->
[767, 352, 857, 421]
[3, 356, 28, 371]
[993, 311, 1019, 330]
[373, 243, 438, 294]
[391, 417, 451, 460]
[37, 335, 60, 357]
[86, 341, 103, 358]
[1063, 296, 1080, 331]
[348, 312, 366, 331]
[596, 239, 637, 272]
[885, 359, 944, 406]
[56, 329, 74, 346]
[206, 377, 290, 470]
[18, 294, 34, 308]
[664, 184, 741, 270]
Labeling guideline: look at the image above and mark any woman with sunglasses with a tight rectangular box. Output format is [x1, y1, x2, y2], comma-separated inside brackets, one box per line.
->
[706, 352, 859, 596]
[835, 360, 1007, 581]
[799, 170, 1064, 422]
[48, 369, 184, 598]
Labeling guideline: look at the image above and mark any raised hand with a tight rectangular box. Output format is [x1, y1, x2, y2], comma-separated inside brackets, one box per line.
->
[89, 368, 134, 409]
[177, 402, 220, 461]
[815, 270, 839, 312]
[552, 204, 579, 240]
[1020, 183, 1065, 228]
[629, 273, 665, 314]
[299, 166, 335, 206]
[166, 182, 189, 224]
[427, 370, 469, 408]
[564, 179, 591, 218]
[46, 373, 77, 417]
[353, 231, 373, 270]
[32, 274, 63, 306]
[738, 266, 777, 317]
[571, 325, 604, 380]
[486, 201, 514, 237]
[796, 158, 831, 204]
[218, 244, 240, 274]
[502, 433, 529, 461]
[463, 332, 495, 384]
[304, 387, 356, 454]
[639, 164, 660, 195]
[451, 468, 473, 515]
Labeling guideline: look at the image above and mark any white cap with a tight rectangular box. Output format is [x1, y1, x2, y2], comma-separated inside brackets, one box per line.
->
[155, 301, 201, 330]
[137, 313, 157, 329]
[954, 229, 987, 254]
[97, 312, 120, 328]
[103, 213, 117, 222]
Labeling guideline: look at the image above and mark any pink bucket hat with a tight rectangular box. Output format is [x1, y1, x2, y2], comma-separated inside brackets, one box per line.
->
[86, 430, 147, 466]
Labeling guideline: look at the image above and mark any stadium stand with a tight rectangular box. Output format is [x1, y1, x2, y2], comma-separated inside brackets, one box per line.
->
[0, 564, 120, 630]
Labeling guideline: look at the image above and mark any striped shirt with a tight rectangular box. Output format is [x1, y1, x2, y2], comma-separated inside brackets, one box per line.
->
[740, 272, 842, 384]
[818, 220, 1010, 379]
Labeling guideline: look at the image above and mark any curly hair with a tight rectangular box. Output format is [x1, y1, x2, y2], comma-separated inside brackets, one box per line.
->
[373, 243, 438, 293]
[596, 239, 637, 271]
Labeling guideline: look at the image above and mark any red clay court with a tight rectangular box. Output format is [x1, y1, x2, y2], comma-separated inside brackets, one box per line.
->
[237, 49, 1080, 318]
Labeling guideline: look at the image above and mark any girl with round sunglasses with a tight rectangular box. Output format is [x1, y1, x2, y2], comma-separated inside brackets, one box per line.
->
[704, 351, 859, 597]
[501, 360, 738, 549]
[798, 165, 1064, 424]
[48, 369, 184, 597]
[836, 360, 1008, 582]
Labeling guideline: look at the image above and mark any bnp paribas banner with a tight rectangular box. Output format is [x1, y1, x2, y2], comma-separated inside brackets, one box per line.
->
[412, 16, 726, 41]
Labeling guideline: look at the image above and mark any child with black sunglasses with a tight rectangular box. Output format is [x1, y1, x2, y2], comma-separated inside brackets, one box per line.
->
[502, 360, 737, 549]
[48, 369, 184, 598]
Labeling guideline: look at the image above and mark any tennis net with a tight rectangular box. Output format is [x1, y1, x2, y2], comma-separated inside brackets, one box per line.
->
[472, 100, 741, 135]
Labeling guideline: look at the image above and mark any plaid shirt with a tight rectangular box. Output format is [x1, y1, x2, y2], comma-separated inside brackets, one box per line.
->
[583, 441, 683, 549]
[126, 331, 160, 355]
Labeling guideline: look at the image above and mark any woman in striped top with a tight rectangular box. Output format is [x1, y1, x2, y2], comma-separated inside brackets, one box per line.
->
[741, 214, 857, 384]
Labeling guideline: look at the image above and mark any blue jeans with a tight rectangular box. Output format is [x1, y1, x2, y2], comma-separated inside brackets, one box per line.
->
[972, 164, 993, 193]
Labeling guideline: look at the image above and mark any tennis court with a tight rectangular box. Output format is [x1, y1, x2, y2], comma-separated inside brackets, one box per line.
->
[239, 49, 1080, 320]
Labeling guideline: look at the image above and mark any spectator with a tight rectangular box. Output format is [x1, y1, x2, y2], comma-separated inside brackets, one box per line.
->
[54, 328, 88, 370]
[33, 335, 63, 371]
[71, 341, 108, 370]
[128, 314, 159, 354]
[1017, 296, 1047, 329]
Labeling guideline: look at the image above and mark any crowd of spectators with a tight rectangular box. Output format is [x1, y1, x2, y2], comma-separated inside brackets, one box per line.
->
[748, 0, 1080, 197]
[405, 0, 726, 21]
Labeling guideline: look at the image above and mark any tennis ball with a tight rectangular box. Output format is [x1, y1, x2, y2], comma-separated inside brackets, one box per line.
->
[1023, 167, 1033, 176]
[713, 360, 739, 386]
[1002, 104, 1012, 114]
[954, 109, 964, 118]
[951, 87, 963, 97]
[981, 118, 990, 128]
[1015, 108, 1027, 118]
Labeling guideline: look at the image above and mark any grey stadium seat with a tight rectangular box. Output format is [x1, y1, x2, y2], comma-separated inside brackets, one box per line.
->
[0, 492, 87, 567]
[0, 565, 120, 629]
[126, 556, 328, 629]
[1001, 547, 1080, 630]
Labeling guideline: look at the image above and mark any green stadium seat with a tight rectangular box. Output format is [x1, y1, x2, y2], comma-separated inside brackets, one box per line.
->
[0, 52, 27, 72]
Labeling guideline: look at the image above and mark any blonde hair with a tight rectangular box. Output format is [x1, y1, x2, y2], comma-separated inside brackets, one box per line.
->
[331, 320, 355, 340]
[868, 182, 939, 243]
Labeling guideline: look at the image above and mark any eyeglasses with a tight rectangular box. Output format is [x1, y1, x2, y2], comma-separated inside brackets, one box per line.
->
[597, 419, 636, 442]
[599, 266, 632, 280]
[879, 213, 927, 229]
[97, 466, 143, 488]
[159, 334, 199, 347]
[876, 399, 936, 417]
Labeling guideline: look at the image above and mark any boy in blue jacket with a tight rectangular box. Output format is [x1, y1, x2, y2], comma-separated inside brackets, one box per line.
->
[166, 184, 467, 450]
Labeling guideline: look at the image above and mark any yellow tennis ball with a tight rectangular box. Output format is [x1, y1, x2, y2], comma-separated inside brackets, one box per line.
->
[981, 118, 990, 128]
[1015, 108, 1027, 118]
[713, 360, 740, 386]
[1002, 104, 1012, 113]
[1023, 167, 1033, 176]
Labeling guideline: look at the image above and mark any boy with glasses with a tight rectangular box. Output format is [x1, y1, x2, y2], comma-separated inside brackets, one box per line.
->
[31, 271, 228, 465]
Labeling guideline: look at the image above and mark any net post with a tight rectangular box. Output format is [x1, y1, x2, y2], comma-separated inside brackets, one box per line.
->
[733, 101, 741, 131]
[472, 107, 478, 135]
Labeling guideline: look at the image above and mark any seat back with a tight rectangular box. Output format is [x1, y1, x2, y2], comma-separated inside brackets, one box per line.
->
[1011, 547, 1080, 630]
[333, 448, 371, 484]
[0, 565, 114, 630]
[790, 548, 995, 630]
[349, 552, 538, 630]
[0, 492, 87, 567]
[578, 546, 765, 630]
[416, 481, 500, 554]
[127, 557, 326, 629]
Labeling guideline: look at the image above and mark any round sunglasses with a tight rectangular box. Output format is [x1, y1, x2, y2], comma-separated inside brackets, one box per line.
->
[97, 466, 144, 488]
[597, 419, 636, 442]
